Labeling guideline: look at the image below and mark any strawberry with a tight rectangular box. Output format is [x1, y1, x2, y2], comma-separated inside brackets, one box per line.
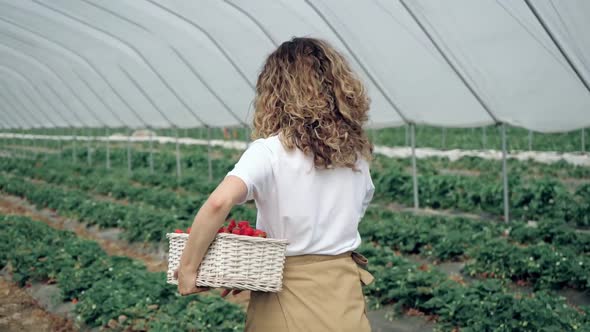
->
[253, 230, 267, 238]
[231, 228, 241, 235]
[174, 229, 183, 234]
[72, 298, 78, 304]
[238, 221, 250, 229]
[186, 227, 192, 234]
[217, 227, 226, 233]
[243, 228, 255, 236]
[227, 219, 237, 232]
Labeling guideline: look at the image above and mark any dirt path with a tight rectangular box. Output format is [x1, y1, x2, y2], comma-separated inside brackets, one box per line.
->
[0, 277, 75, 332]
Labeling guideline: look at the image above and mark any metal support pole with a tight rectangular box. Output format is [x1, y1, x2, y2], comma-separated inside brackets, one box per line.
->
[441, 128, 446, 149]
[72, 128, 77, 163]
[106, 127, 111, 169]
[501, 124, 510, 222]
[411, 124, 419, 210]
[207, 127, 213, 182]
[528, 130, 533, 151]
[244, 126, 250, 143]
[482, 127, 487, 149]
[405, 124, 409, 146]
[31, 129, 37, 159]
[58, 128, 62, 160]
[175, 128, 182, 182]
[16, 129, 21, 158]
[127, 128, 132, 174]
[149, 129, 154, 173]
[86, 128, 92, 166]
[582, 128, 586, 153]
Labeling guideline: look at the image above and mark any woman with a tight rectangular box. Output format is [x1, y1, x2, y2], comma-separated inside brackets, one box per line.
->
[175, 37, 375, 331]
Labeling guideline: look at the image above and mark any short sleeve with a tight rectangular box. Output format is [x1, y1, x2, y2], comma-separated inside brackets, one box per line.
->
[360, 168, 375, 218]
[226, 140, 274, 205]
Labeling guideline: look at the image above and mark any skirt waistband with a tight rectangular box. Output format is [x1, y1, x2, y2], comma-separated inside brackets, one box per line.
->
[284, 251, 353, 266]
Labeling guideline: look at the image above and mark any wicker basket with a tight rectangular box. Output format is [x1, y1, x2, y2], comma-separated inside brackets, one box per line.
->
[166, 232, 289, 292]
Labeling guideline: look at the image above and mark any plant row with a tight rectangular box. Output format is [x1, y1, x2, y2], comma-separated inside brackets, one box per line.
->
[6, 124, 586, 152]
[47, 147, 590, 227]
[362, 209, 590, 258]
[0, 214, 245, 331]
[3, 168, 589, 293]
[2, 210, 587, 331]
[369, 125, 587, 152]
[0, 158, 257, 223]
[7, 156, 589, 256]
[361, 208, 590, 291]
[4, 156, 590, 292]
[373, 165, 590, 226]
[358, 243, 590, 332]
[0, 175, 184, 243]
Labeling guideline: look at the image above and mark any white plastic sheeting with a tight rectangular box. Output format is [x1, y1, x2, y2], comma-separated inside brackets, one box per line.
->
[0, 0, 588, 131]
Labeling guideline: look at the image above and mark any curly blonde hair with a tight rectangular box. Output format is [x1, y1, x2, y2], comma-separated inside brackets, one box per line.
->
[252, 37, 373, 169]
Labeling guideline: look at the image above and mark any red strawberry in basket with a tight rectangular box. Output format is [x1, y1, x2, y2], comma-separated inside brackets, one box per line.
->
[253, 230, 267, 238]
[217, 226, 227, 233]
[227, 219, 237, 232]
[231, 228, 242, 235]
[243, 227, 255, 236]
[174, 229, 183, 234]
[186, 227, 192, 234]
[238, 221, 250, 229]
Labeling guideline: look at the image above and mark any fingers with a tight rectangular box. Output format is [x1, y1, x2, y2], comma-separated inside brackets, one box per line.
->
[179, 286, 210, 296]
[220, 288, 243, 298]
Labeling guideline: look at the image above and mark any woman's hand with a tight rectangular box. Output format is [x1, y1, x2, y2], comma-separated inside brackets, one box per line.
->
[173, 269, 210, 296]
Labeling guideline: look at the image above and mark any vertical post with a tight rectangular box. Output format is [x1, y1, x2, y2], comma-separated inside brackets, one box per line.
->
[86, 128, 92, 166]
[16, 129, 20, 158]
[441, 127, 446, 149]
[528, 130, 533, 151]
[501, 124, 509, 222]
[58, 128, 62, 160]
[149, 129, 154, 173]
[242, 126, 248, 142]
[411, 123, 419, 209]
[482, 126, 487, 149]
[127, 128, 132, 174]
[72, 127, 77, 163]
[175, 127, 182, 183]
[106, 127, 111, 169]
[405, 124, 409, 146]
[582, 128, 586, 153]
[207, 127, 213, 182]
[31, 129, 37, 159]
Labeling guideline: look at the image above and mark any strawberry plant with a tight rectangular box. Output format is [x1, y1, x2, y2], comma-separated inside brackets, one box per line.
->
[0, 214, 245, 331]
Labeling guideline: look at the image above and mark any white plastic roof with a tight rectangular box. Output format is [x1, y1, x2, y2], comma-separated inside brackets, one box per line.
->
[0, 0, 588, 132]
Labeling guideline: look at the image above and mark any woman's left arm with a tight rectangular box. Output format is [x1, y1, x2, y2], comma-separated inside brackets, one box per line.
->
[176, 175, 247, 295]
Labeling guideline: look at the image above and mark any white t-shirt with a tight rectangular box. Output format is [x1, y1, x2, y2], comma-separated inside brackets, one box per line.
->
[226, 135, 375, 256]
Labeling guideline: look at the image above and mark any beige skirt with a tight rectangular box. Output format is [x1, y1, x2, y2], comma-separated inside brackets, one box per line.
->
[245, 251, 375, 332]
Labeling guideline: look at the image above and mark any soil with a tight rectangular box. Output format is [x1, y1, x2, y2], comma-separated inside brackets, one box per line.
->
[0, 277, 75, 332]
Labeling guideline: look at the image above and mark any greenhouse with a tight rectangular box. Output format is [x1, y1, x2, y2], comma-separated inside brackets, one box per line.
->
[0, 1, 589, 331]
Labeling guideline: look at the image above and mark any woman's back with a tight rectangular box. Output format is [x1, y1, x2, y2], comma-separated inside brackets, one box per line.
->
[175, 37, 375, 332]
[228, 135, 374, 256]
